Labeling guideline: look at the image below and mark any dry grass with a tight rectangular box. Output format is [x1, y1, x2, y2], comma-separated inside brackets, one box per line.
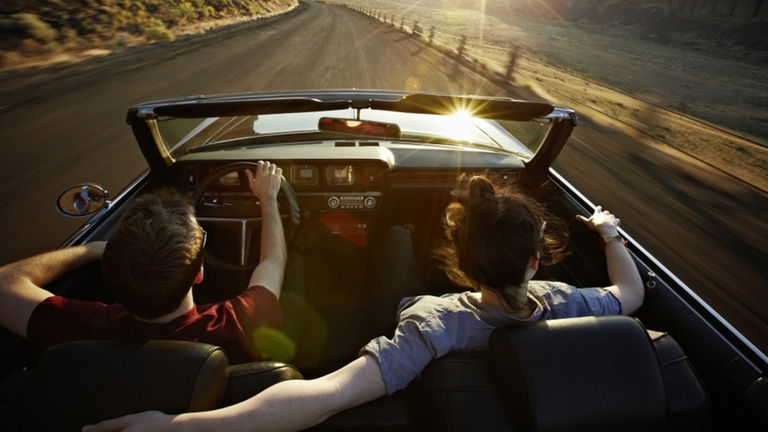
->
[332, 0, 768, 191]
[0, 0, 299, 71]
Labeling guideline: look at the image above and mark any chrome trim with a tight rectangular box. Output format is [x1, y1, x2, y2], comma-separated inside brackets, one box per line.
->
[197, 217, 264, 222]
[544, 107, 576, 121]
[55, 183, 110, 218]
[135, 106, 157, 119]
[298, 191, 382, 197]
[550, 168, 768, 366]
[240, 219, 249, 266]
[146, 118, 174, 166]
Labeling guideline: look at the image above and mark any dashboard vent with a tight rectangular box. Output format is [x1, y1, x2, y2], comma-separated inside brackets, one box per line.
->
[335, 141, 356, 147]
[359, 141, 379, 147]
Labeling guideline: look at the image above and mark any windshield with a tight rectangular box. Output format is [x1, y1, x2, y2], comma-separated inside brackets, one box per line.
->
[155, 108, 552, 159]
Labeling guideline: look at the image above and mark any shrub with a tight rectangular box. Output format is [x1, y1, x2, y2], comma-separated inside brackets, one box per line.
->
[20, 39, 41, 53]
[40, 41, 59, 53]
[202, 6, 217, 18]
[0, 18, 19, 35]
[0, 51, 23, 67]
[144, 24, 175, 42]
[170, 2, 199, 22]
[104, 38, 127, 50]
[61, 27, 79, 39]
[63, 40, 81, 51]
[12, 13, 58, 43]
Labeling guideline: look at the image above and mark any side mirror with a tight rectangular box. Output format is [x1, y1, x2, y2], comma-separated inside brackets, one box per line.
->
[56, 184, 110, 217]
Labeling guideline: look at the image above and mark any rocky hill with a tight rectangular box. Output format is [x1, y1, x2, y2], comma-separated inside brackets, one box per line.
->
[0, 0, 298, 69]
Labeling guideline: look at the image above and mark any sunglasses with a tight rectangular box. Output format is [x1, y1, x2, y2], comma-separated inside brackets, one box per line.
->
[199, 226, 207, 249]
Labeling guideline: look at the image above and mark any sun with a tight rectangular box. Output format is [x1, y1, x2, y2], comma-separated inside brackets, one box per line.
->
[443, 109, 477, 141]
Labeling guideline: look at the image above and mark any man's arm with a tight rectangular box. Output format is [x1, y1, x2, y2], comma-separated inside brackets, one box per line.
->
[0, 241, 105, 338]
[83, 354, 388, 432]
[244, 161, 287, 299]
[576, 206, 644, 315]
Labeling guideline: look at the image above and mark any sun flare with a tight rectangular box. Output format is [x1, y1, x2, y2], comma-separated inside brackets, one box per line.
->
[443, 109, 477, 141]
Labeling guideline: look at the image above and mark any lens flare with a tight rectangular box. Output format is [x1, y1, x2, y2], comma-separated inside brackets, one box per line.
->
[442, 109, 477, 141]
[251, 326, 296, 362]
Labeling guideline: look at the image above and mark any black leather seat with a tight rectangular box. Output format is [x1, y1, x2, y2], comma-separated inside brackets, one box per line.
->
[417, 316, 708, 432]
[491, 316, 670, 431]
[223, 361, 304, 406]
[417, 351, 510, 431]
[23, 340, 302, 432]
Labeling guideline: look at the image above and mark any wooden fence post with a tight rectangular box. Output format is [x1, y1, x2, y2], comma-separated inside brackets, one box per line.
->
[457, 35, 467, 58]
[505, 47, 519, 81]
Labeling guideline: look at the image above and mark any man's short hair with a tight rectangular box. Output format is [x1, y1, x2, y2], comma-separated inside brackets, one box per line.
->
[102, 189, 203, 319]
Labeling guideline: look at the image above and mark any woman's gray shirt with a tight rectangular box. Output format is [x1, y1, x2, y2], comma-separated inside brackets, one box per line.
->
[360, 281, 622, 394]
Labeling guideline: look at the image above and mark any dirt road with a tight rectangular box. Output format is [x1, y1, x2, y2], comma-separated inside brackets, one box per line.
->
[0, 1, 765, 349]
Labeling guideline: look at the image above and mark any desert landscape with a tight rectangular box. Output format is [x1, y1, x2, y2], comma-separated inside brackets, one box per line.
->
[333, 0, 768, 192]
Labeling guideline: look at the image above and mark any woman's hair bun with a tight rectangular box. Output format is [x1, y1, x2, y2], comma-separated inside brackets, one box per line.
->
[466, 176, 498, 221]
[468, 176, 494, 200]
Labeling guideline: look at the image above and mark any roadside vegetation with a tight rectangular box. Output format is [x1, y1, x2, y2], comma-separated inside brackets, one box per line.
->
[0, 0, 298, 70]
[330, 0, 768, 191]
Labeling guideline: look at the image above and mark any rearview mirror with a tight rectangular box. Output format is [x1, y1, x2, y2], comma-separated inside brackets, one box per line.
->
[56, 184, 109, 217]
[318, 117, 401, 139]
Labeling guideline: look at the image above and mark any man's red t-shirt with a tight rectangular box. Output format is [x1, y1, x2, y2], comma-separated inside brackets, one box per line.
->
[26, 286, 282, 364]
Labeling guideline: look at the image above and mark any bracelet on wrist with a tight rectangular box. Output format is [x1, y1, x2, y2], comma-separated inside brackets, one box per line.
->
[599, 233, 627, 249]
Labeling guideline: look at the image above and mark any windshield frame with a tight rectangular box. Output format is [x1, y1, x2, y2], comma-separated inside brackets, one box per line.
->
[128, 91, 573, 175]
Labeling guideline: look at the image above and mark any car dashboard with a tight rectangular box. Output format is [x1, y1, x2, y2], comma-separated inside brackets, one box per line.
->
[169, 142, 525, 289]
[190, 160, 387, 214]
[178, 141, 525, 211]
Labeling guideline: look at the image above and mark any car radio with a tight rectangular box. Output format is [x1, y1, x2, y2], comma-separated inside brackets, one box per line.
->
[327, 194, 377, 210]
[295, 192, 380, 212]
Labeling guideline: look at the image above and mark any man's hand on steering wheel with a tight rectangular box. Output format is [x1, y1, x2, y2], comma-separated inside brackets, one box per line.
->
[245, 161, 282, 204]
[191, 160, 299, 270]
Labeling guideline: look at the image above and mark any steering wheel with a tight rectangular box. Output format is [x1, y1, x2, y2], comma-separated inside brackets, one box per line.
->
[190, 162, 300, 270]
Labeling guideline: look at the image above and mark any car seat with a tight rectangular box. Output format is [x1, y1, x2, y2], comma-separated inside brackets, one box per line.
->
[22, 340, 302, 431]
[417, 315, 708, 431]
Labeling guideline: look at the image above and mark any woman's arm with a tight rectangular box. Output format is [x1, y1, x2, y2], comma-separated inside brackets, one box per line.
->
[577, 206, 644, 314]
[83, 355, 388, 432]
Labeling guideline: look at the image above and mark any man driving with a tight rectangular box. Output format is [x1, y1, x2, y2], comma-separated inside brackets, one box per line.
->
[0, 161, 286, 364]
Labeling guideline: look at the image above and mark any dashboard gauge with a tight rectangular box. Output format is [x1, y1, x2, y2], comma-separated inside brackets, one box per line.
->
[291, 164, 319, 185]
[364, 165, 382, 186]
[217, 171, 241, 186]
[326, 165, 355, 186]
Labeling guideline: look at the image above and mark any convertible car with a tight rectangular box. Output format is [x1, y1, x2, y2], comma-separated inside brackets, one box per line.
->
[0, 91, 765, 431]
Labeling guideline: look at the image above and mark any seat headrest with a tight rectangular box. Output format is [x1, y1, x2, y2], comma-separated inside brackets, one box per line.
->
[417, 351, 513, 431]
[489, 316, 669, 432]
[24, 340, 229, 431]
[223, 361, 304, 406]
